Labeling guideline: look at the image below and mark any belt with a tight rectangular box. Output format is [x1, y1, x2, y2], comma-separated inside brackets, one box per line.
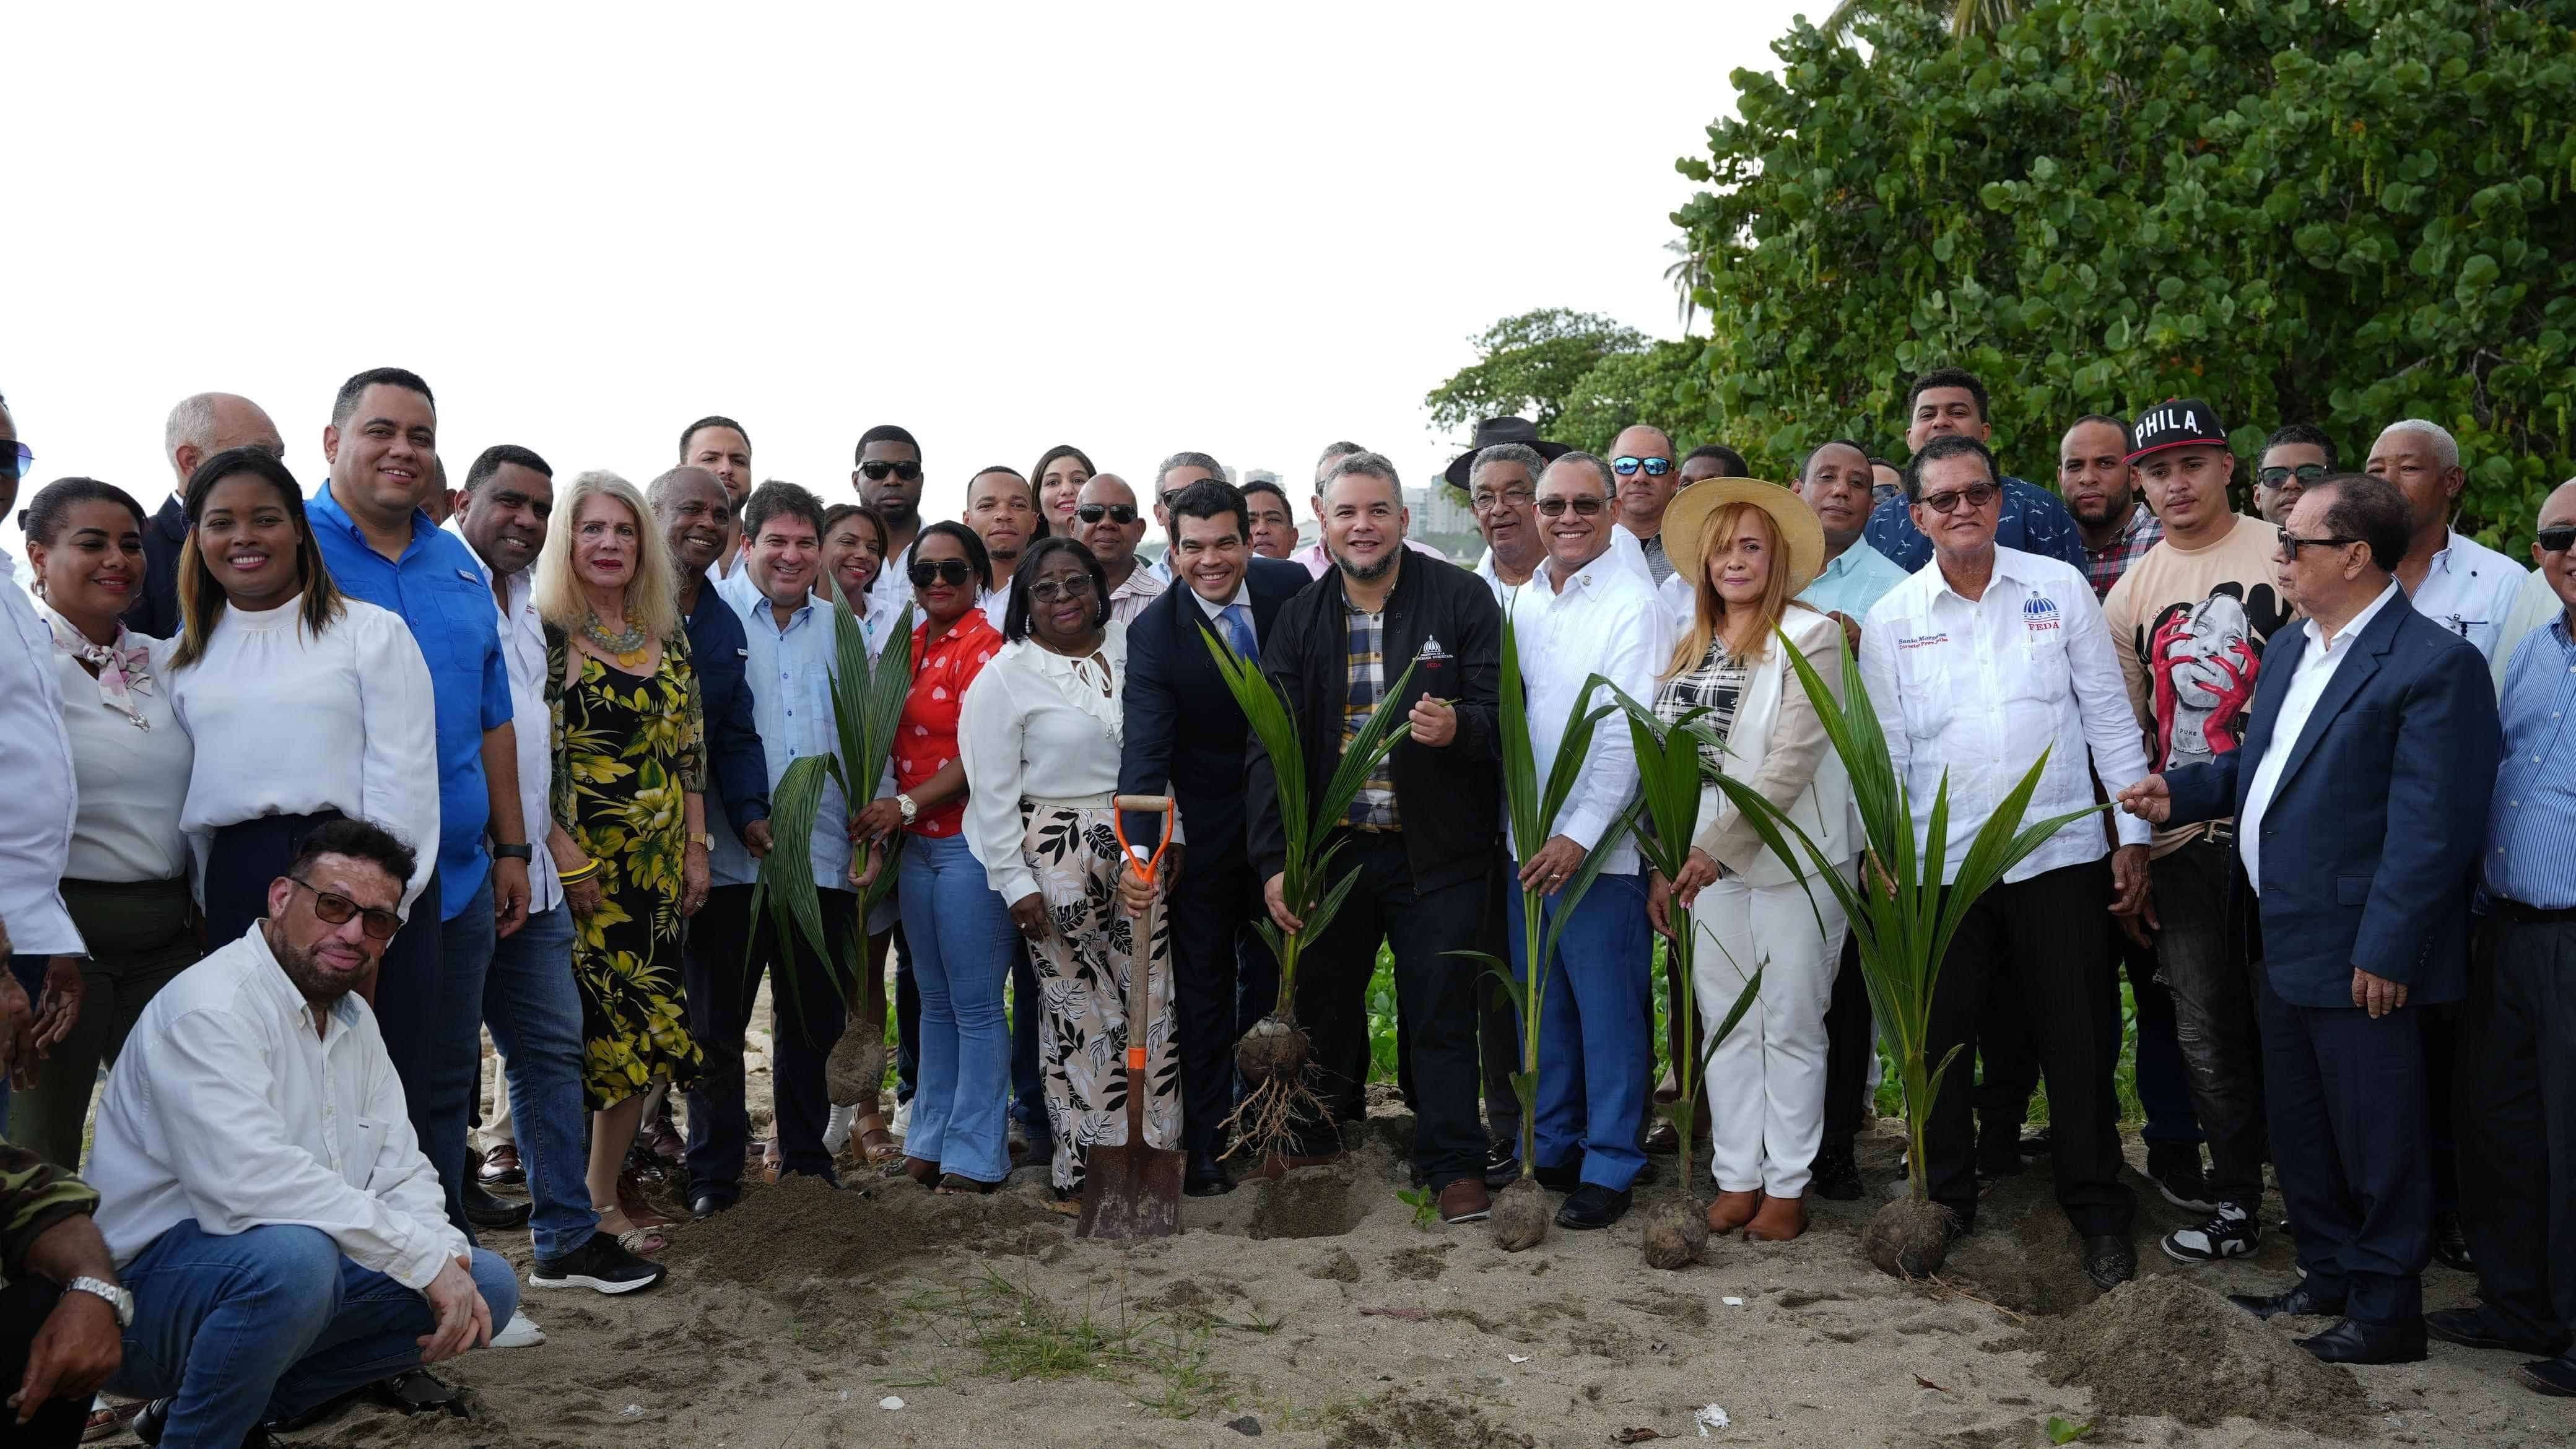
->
[1025, 792, 1115, 810]
[2491, 897, 2576, 925]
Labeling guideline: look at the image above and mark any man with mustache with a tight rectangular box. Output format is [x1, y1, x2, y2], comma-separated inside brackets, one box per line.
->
[1860, 366, 2088, 573]
[2063, 413, 2163, 602]
[964, 466, 1038, 630]
[680, 416, 756, 578]
[1070, 474, 1166, 625]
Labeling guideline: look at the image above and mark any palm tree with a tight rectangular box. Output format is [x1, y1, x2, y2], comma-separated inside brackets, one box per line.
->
[1821, 0, 2027, 40]
[1663, 238, 1711, 334]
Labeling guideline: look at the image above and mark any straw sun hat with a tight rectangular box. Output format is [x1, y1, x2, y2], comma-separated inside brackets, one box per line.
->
[1656, 477, 1827, 598]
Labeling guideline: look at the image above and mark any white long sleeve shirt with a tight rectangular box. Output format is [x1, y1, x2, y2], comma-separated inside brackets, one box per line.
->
[1859, 545, 2151, 884]
[2408, 529, 2532, 672]
[445, 520, 558, 912]
[0, 554, 83, 954]
[958, 626, 1132, 903]
[1503, 550, 1659, 877]
[2239, 581, 2402, 894]
[167, 596, 442, 916]
[88, 923, 468, 1289]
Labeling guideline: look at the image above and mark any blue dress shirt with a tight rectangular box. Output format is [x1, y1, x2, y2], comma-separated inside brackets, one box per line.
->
[1862, 474, 2088, 574]
[1796, 539, 1911, 622]
[682, 581, 772, 842]
[308, 485, 510, 921]
[707, 573, 850, 891]
[2483, 612, 2576, 908]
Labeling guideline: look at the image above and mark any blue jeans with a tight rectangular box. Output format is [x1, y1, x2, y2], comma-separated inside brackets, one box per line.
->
[419, 876, 495, 1238]
[897, 833, 1014, 1184]
[481, 900, 596, 1258]
[109, 1220, 519, 1447]
[1508, 870, 1653, 1192]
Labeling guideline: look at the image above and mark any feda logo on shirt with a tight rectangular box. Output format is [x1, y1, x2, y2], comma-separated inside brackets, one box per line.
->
[2023, 593, 2061, 632]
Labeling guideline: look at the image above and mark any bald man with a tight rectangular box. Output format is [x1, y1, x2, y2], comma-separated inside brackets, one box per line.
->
[130, 393, 283, 635]
[1609, 423, 1681, 583]
[1073, 474, 1167, 624]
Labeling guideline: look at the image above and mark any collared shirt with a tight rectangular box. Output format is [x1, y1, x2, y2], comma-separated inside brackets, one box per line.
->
[979, 581, 1013, 633]
[1635, 529, 1674, 584]
[309, 487, 512, 918]
[1191, 580, 1253, 640]
[1862, 476, 2089, 575]
[1339, 601, 1399, 829]
[1289, 536, 1446, 580]
[2238, 580, 2403, 893]
[899, 612, 1006, 838]
[2081, 500, 2165, 600]
[443, 520, 559, 912]
[1105, 564, 1168, 626]
[1479, 525, 1681, 666]
[89, 923, 466, 1289]
[2482, 612, 2576, 908]
[2408, 529, 2531, 668]
[708, 572, 855, 889]
[1505, 548, 1660, 876]
[1858, 545, 2152, 883]
[1797, 539, 1911, 623]
[0, 551, 82, 955]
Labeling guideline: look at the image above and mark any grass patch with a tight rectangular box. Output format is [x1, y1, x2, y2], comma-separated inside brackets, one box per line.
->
[884, 1263, 1250, 1422]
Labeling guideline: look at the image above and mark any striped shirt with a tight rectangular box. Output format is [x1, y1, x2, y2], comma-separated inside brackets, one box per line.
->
[1340, 600, 1399, 829]
[2081, 500, 2166, 601]
[2483, 612, 2576, 908]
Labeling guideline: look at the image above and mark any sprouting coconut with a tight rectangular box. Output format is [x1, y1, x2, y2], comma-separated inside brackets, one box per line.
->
[1491, 1178, 1551, 1253]
[824, 1019, 887, 1107]
[1864, 1196, 1958, 1278]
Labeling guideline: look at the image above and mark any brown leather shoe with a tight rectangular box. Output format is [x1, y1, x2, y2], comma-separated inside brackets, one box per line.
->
[1743, 1191, 1808, 1241]
[616, 1172, 680, 1231]
[477, 1145, 523, 1185]
[1437, 1178, 1492, 1223]
[1706, 1189, 1762, 1234]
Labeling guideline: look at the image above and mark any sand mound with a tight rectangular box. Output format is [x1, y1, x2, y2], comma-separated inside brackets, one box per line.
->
[1330, 1387, 1535, 1449]
[669, 1173, 1045, 1287]
[2014, 1275, 2368, 1433]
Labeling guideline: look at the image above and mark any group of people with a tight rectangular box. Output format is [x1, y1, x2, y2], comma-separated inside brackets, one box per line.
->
[1, 359, 2572, 1448]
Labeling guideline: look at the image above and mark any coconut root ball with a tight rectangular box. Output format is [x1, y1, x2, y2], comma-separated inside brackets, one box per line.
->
[824, 1026, 887, 1107]
[1235, 1015, 1311, 1082]
[1491, 1178, 1551, 1252]
[1642, 1199, 1710, 1271]
[1863, 1196, 1956, 1279]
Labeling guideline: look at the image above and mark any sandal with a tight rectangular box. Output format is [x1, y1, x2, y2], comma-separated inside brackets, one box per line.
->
[935, 1172, 1001, 1196]
[854, 1113, 903, 1165]
[891, 1155, 939, 1187]
[596, 1205, 669, 1255]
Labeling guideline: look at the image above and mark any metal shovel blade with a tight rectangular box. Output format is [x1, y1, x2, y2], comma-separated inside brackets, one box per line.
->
[1075, 1137, 1186, 1240]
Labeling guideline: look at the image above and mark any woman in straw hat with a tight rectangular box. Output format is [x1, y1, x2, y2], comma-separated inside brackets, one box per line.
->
[1645, 479, 1856, 1243]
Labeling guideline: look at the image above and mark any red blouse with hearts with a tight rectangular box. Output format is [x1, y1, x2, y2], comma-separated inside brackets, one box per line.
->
[897, 611, 1006, 837]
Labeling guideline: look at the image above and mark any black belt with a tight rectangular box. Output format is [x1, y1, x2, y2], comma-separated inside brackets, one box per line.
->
[2491, 897, 2576, 925]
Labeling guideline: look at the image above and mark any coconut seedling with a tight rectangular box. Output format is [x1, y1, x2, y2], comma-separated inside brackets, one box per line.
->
[1202, 629, 1417, 1162]
[1712, 627, 2103, 1279]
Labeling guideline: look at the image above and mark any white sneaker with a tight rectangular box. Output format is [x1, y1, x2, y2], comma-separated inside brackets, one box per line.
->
[890, 1099, 912, 1139]
[822, 1102, 856, 1155]
[2160, 1204, 2260, 1264]
[492, 1309, 547, 1348]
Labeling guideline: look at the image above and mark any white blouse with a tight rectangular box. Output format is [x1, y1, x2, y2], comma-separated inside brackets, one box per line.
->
[167, 596, 442, 916]
[56, 638, 195, 884]
[957, 623, 1137, 903]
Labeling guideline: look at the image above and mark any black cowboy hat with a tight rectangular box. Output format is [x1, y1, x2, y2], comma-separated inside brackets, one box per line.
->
[1441, 416, 1573, 490]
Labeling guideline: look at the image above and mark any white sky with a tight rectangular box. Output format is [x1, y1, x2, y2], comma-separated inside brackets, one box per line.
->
[8, 0, 1811, 572]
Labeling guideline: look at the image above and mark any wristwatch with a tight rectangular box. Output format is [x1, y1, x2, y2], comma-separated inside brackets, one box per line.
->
[689, 832, 713, 849]
[896, 793, 919, 827]
[492, 843, 533, 862]
[66, 1276, 134, 1329]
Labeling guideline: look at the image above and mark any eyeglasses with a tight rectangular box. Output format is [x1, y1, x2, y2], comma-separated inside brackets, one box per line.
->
[286, 877, 401, 941]
[1533, 495, 1605, 518]
[2257, 464, 2328, 488]
[1917, 482, 1999, 515]
[1074, 502, 1138, 526]
[1025, 579, 1094, 606]
[1610, 456, 1672, 477]
[1, 442, 29, 480]
[908, 558, 976, 588]
[2276, 526, 2361, 560]
[1469, 487, 1535, 516]
[859, 460, 923, 483]
[2536, 526, 2576, 554]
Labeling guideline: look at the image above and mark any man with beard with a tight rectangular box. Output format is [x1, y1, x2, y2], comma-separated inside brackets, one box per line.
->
[1071, 474, 1166, 625]
[964, 466, 1038, 629]
[85, 820, 521, 1447]
[852, 425, 928, 622]
[2102, 401, 2295, 1266]
[131, 393, 285, 636]
[2063, 414, 2164, 601]
[681, 417, 756, 578]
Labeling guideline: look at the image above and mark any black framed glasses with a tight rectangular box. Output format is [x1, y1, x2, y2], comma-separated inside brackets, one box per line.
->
[1, 442, 29, 480]
[2258, 463, 2329, 488]
[2537, 526, 2576, 554]
[908, 558, 975, 588]
[1469, 486, 1535, 516]
[2276, 526, 2361, 560]
[286, 877, 401, 941]
[1918, 482, 1999, 515]
[1074, 502, 1138, 526]
[859, 459, 922, 483]
[1024, 578, 1094, 606]
[1534, 495, 1605, 518]
[1611, 455, 1672, 477]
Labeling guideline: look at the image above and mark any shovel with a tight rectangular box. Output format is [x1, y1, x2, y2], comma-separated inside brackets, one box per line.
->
[1078, 793, 1187, 1240]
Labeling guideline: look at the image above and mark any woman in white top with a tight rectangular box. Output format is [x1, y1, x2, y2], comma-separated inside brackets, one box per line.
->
[164, 448, 439, 948]
[1645, 479, 1853, 1245]
[957, 536, 1177, 1209]
[12, 478, 199, 1170]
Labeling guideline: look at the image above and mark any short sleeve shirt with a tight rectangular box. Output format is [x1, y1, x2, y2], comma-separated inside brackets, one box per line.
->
[898, 612, 1004, 837]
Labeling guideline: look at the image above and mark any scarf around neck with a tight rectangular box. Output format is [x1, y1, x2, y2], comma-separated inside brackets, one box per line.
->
[43, 603, 155, 729]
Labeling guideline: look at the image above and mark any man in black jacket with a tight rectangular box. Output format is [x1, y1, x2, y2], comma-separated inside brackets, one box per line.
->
[1118, 478, 1313, 1197]
[1245, 452, 1504, 1223]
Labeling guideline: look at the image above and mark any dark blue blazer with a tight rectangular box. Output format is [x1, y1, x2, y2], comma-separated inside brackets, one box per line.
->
[682, 589, 772, 838]
[2163, 589, 2500, 1007]
[1117, 557, 1312, 863]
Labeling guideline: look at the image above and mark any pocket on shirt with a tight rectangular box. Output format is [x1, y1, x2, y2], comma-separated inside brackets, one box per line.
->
[2014, 630, 2073, 703]
[352, 1115, 391, 1183]
[427, 583, 499, 676]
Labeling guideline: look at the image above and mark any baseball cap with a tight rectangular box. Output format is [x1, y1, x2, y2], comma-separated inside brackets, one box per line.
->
[2126, 398, 2228, 463]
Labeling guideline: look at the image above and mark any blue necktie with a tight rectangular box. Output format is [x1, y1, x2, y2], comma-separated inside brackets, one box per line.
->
[1221, 603, 1258, 659]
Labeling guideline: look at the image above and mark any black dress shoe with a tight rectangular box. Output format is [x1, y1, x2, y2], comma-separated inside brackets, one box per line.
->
[1184, 1149, 1234, 1197]
[2433, 1211, 2476, 1272]
[2425, 1305, 2572, 1357]
[134, 1398, 171, 1445]
[2518, 1351, 2576, 1396]
[1554, 1183, 1632, 1230]
[689, 1191, 734, 1221]
[2230, 1282, 2349, 1321]
[463, 1181, 532, 1229]
[1810, 1140, 1865, 1201]
[1976, 1122, 2024, 1180]
[2081, 1234, 2136, 1291]
[1482, 1138, 1522, 1191]
[2299, 1315, 2428, 1365]
[2017, 1123, 2054, 1157]
[1532, 1157, 1585, 1192]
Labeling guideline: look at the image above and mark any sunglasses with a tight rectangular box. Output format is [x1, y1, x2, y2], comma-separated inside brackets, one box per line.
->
[1917, 482, 1999, 515]
[1, 442, 29, 479]
[909, 558, 976, 588]
[2276, 526, 2361, 560]
[1469, 486, 1535, 515]
[2537, 526, 2576, 555]
[2257, 463, 2328, 488]
[859, 459, 923, 483]
[1534, 495, 1606, 518]
[1074, 502, 1139, 526]
[1025, 578, 1095, 606]
[287, 876, 400, 941]
[1611, 456, 1672, 477]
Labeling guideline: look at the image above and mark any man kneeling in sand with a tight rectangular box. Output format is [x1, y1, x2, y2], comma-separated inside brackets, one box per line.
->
[85, 819, 518, 1446]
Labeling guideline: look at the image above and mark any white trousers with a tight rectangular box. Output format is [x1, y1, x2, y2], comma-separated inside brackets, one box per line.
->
[1690, 868, 1850, 1197]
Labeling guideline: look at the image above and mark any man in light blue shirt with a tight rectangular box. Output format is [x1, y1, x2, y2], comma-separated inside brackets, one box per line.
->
[1790, 439, 1910, 640]
[682, 483, 856, 1219]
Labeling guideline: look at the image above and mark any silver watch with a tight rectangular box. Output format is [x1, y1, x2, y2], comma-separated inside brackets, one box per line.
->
[895, 793, 919, 826]
[66, 1276, 134, 1329]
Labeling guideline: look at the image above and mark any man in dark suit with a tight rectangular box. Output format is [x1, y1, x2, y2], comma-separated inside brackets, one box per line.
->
[1118, 477, 1313, 1197]
[2120, 471, 2502, 1366]
[132, 393, 282, 637]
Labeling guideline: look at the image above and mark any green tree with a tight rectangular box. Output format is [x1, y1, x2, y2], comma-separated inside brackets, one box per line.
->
[1422, 308, 1650, 436]
[1671, 0, 2576, 551]
[1823, 0, 2033, 41]
[1551, 340, 1710, 456]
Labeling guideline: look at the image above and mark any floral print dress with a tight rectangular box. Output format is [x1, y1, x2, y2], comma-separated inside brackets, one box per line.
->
[547, 625, 707, 1110]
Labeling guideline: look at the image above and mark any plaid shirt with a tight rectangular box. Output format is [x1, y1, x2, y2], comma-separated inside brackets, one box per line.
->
[1340, 599, 1399, 829]
[2082, 500, 2165, 600]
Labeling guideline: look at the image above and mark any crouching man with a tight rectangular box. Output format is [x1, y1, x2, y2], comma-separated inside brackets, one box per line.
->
[87, 819, 517, 1446]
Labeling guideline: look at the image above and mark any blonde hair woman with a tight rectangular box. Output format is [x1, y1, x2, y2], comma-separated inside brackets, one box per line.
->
[535, 469, 708, 1253]
[1645, 479, 1854, 1244]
